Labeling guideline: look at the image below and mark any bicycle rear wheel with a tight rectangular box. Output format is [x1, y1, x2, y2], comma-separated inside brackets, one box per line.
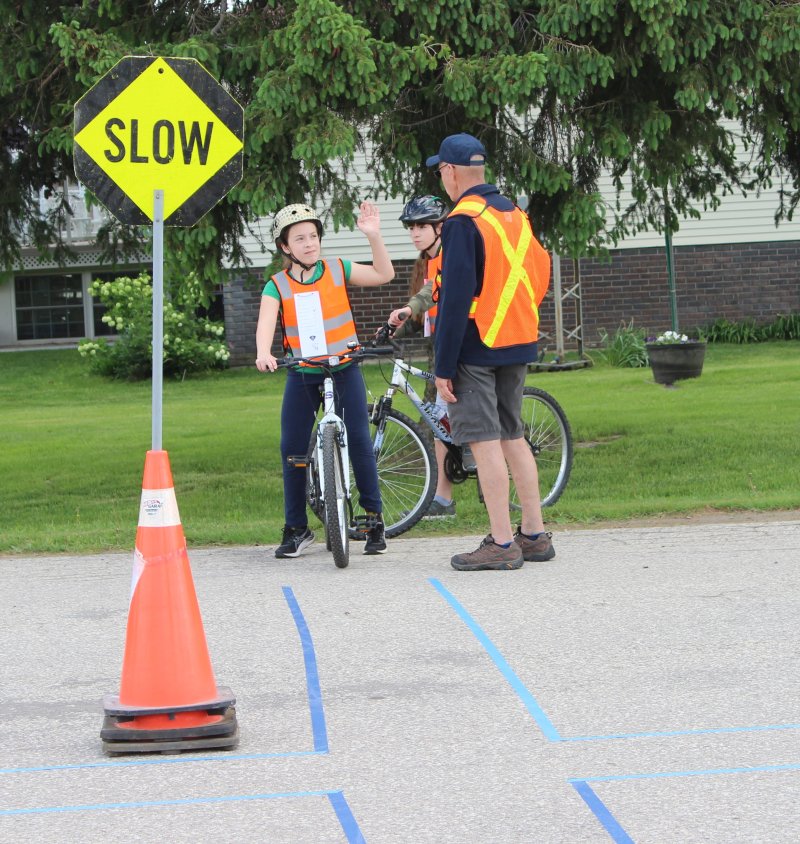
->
[362, 405, 436, 537]
[511, 387, 573, 510]
[322, 425, 350, 568]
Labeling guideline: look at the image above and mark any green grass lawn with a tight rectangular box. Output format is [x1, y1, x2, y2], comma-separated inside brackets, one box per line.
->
[1, 342, 798, 553]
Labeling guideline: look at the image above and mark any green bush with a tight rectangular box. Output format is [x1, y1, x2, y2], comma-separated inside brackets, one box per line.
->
[762, 312, 800, 340]
[78, 272, 230, 379]
[698, 313, 800, 343]
[597, 320, 649, 367]
[697, 317, 761, 343]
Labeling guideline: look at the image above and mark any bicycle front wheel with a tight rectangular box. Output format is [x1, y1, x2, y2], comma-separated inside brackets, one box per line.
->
[322, 425, 350, 568]
[511, 387, 573, 510]
[366, 405, 436, 537]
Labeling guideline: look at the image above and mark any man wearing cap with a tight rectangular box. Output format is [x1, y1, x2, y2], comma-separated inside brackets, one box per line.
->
[428, 132, 555, 571]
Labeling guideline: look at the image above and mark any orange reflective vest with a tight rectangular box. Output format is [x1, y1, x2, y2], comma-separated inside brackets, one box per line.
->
[449, 196, 550, 348]
[425, 250, 443, 336]
[272, 259, 358, 360]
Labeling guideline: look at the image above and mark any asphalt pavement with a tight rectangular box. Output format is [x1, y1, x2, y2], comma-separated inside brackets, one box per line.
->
[1, 518, 799, 843]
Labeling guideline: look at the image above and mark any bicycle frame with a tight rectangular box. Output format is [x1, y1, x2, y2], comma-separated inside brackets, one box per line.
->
[372, 357, 453, 446]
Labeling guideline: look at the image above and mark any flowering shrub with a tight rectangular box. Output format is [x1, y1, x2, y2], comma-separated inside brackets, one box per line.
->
[647, 330, 695, 345]
[78, 272, 230, 379]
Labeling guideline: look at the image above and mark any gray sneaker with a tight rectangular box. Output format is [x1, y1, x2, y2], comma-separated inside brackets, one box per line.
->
[451, 535, 524, 571]
[514, 529, 555, 562]
[460, 445, 477, 471]
[424, 499, 456, 519]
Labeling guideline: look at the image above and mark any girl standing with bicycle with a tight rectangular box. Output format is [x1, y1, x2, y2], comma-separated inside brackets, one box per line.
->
[255, 202, 394, 558]
[387, 195, 459, 518]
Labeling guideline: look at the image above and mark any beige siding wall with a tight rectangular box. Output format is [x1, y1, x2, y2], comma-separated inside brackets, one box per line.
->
[239, 124, 800, 265]
[608, 121, 800, 249]
[605, 174, 800, 250]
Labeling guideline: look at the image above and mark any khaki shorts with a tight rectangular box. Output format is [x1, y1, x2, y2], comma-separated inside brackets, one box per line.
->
[447, 362, 526, 444]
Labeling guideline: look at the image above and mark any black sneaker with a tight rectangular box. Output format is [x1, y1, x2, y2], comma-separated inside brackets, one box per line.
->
[275, 525, 315, 558]
[364, 513, 387, 555]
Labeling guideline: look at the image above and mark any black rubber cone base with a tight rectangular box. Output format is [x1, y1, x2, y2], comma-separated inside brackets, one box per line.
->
[101, 706, 239, 755]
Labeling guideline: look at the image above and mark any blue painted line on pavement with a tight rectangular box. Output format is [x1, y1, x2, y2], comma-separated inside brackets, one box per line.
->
[571, 781, 635, 844]
[283, 585, 329, 753]
[0, 750, 323, 776]
[428, 578, 562, 741]
[0, 790, 344, 817]
[571, 761, 800, 784]
[328, 791, 367, 843]
[428, 579, 800, 746]
[565, 722, 800, 743]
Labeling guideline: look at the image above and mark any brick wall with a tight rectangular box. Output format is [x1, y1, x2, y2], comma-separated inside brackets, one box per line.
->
[562, 241, 800, 349]
[224, 239, 800, 365]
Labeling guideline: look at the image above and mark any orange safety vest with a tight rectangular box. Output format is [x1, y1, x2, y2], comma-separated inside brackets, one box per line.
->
[449, 196, 550, 348]
[272, 259, 359, 360]
[425, 250, 443, 336]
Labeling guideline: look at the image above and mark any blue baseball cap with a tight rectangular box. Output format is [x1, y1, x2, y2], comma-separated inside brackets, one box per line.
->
[426, 133, 487, 168]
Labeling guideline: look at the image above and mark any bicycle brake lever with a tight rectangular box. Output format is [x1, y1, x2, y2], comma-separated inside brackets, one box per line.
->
[372, 323, 394, 346]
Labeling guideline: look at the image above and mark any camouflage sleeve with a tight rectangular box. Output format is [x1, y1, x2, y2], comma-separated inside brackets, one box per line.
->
[407, 281, 434, 318]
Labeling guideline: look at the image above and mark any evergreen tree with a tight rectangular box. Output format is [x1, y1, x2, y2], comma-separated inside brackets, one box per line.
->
[2, 0, 799, 287]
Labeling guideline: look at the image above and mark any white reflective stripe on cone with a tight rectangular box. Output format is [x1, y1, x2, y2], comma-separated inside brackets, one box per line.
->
[138, 488, 181, 528]
[130, 547, 146, 605]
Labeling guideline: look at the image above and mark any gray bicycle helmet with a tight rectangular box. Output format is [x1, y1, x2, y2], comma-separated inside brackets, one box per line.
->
[398, 195, 449, 225]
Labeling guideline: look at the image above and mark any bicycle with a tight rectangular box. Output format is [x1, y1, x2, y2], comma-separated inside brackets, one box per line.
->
[275, 345, 393, 568]
[360, 324, 573, 538]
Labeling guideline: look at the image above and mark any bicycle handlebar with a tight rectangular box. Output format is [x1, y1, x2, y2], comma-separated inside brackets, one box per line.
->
[272, 345, 395, 371]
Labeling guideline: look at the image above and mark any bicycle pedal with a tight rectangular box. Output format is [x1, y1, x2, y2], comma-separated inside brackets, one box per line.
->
[352, 514, 380, 535]
[286, 454, 309, 468]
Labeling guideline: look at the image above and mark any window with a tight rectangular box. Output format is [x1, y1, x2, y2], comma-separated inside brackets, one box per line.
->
[14, 274, 85, 340]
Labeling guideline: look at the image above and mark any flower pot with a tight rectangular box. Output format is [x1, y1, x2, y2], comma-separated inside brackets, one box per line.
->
[646, 342, 706, 385]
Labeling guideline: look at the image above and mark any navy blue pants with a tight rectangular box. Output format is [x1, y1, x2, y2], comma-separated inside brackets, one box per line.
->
[280, 363, 381, 526]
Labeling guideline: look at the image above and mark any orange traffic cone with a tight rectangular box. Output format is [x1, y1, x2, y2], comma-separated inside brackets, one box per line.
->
[101, 450, 238, 754]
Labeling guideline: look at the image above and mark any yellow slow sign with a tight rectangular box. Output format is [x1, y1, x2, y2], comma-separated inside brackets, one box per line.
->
[74, 56, 243, 226]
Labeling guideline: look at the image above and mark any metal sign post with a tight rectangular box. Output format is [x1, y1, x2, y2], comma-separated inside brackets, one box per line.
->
[152, 189, 164, 451]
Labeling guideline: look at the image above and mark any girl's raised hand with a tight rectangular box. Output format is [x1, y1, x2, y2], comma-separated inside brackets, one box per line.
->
[356, 201, 381, 237]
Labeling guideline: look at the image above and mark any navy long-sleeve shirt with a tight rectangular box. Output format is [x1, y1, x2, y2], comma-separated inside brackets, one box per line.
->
[433, 184, 540, 379]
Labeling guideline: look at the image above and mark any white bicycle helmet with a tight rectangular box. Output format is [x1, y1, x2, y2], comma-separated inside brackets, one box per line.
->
[272, 203, 323, 245]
